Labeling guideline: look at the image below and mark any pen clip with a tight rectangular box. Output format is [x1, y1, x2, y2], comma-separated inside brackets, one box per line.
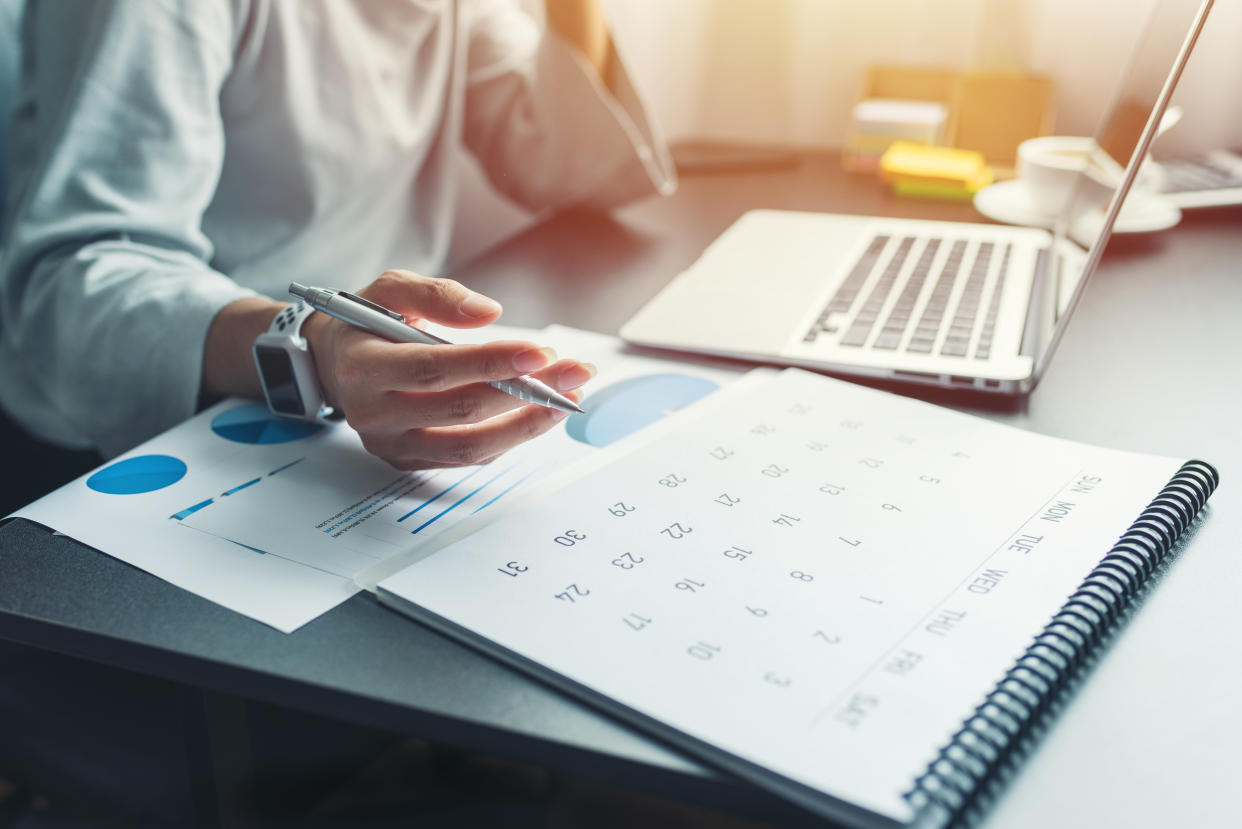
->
[340, 291, 406, 322]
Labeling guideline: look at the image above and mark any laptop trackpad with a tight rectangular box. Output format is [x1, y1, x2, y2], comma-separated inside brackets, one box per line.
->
[628, 211, 877, 353]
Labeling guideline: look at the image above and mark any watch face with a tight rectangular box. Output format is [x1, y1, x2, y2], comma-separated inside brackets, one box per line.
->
[255, 344, 306, 416]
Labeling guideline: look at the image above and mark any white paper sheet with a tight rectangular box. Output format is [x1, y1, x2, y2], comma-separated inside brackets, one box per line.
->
[378, 368, 1183, 822]
[10, 323, 545, 632]
[13, 399, 358, 633]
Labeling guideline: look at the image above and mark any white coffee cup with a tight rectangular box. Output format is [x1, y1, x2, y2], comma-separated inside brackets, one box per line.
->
[1016, 135, 1162, 217]
[1016, 136, 1100, 216]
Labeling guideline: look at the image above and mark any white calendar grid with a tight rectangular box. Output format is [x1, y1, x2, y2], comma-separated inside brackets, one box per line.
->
[381, 369, 1181, 822]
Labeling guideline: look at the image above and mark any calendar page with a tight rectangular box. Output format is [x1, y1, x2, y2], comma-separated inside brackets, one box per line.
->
[378, 369, 1182, 825]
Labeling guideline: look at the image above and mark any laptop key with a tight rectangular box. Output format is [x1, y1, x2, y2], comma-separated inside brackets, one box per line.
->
[840, 328, 870, 347]
[942, 340, 968, 357]
[907, 337, 935, 354]
[873, 331, 902, 350]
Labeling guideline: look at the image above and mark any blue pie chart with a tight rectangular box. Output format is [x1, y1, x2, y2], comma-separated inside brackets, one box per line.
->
[87, 454, 187, 495]
[211, 404, 323, 444]
[566, 373, 720, 448]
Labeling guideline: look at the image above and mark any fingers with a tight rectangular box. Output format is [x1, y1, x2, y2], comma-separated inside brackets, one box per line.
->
[387, 397, 581, 469]
[319, 266, 601, 471]
[359, 270, 502, 329]
[367, 391, 584, 470]
[343, 337, 562, 394]
[351, 359, 593, 433]
[547, 360, 595, 392]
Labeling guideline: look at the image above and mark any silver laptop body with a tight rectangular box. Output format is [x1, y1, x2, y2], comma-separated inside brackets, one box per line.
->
[622, 0, 1213, 396]
[1159, 150, 1242, 208]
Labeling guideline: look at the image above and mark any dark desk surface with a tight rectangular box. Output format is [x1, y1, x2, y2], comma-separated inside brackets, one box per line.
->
[3, 155, 1239, 828]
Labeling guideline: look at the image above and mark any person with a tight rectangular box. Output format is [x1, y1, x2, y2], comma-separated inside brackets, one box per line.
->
[0, 0, 675, 465]
[0, 0, 676, 822]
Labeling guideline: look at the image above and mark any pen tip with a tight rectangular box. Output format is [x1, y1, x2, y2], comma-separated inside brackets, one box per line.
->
[571, 404, 585, 414]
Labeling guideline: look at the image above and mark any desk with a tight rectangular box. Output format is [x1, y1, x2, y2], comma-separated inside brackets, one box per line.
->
[2, 154, 1239, 828]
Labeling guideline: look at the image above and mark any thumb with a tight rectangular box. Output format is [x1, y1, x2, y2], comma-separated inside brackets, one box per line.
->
[360, 270, 502, 328]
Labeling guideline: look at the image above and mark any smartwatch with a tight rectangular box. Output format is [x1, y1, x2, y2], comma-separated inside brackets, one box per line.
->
[252, 301, 326, 419]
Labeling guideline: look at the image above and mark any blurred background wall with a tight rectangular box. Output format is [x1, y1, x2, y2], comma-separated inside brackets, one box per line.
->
[449, 0, 1242, 269]
[605, 0, 1241, 154]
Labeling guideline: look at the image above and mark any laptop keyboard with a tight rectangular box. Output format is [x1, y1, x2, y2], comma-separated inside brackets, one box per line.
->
[804, 235, 1014, 359]
[974, 245, 1010, 360]
[817, 235, 888, 323]
[872, 239, 941, 350]
[839, 237, 915, 346]
[905, 239, 966, 354]
[939, 242, 994, 356]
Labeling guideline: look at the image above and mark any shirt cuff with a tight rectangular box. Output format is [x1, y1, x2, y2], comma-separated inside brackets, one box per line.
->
[2, 242, 262, 456]
[93, 270, 261, 457]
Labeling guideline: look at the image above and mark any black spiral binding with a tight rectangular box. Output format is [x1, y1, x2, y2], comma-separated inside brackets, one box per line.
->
[904, 460, 1220, 829]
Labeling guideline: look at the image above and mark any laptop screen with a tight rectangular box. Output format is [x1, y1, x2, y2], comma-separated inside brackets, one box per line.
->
[1034, 0, 1213, 382]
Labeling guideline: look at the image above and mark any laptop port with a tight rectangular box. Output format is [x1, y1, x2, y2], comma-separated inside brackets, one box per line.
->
[893, 370, 938, 382]
[949, 376, 975, 386]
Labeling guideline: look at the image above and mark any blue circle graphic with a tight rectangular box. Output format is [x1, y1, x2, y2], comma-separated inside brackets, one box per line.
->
[211, 404, 323, 444]
[87, 454, 187, 495]
[566, 373, 720, 448]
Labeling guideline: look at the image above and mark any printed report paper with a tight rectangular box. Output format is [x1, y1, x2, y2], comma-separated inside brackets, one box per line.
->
[14, 326, 741, 631]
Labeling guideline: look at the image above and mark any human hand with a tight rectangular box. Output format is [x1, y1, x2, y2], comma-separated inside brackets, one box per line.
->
[302, 270, 593, 469]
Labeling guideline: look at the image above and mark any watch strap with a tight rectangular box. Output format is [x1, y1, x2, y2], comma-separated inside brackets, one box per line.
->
[254, 301, 326, 420]
[269, 300, 315, 341]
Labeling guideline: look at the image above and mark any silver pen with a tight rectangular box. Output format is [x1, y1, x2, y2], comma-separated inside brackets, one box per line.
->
[289, 283, 584, 415]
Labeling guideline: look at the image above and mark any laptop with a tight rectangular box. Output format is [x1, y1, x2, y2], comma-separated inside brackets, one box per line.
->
[1092, 12, 1242, 210]
[1158, 149, 1242, 208]
[621, 0, 1214, 395]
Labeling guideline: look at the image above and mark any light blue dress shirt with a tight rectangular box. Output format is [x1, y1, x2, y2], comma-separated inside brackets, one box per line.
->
[0, 0, 674, 456]
[0, 0, 20, 215]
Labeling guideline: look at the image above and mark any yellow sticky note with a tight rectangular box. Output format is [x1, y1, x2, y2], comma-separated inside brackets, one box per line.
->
[880, 141, 990, 186]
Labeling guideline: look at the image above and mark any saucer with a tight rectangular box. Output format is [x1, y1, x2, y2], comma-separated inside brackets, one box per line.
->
[973, 179, 1181, 234]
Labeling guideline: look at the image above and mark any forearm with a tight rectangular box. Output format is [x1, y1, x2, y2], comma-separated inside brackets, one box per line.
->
[543, 0, 613, 88]
[201, 297, 287, 401]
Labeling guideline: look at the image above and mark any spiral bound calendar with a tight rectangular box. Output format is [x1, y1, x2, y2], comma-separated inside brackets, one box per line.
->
[375, 368, 1217, 828]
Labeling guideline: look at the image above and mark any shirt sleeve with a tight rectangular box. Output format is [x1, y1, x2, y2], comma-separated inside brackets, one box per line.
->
[460, 0, 677, 213]
[0, 0, 258, 456]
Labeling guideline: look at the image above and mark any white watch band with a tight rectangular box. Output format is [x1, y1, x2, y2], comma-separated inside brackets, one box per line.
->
[270, 300, 316, 340]
[253, 301, 326, 420]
